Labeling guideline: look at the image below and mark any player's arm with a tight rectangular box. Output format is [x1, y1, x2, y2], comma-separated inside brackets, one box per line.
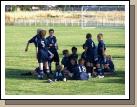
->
[92, 41, 96, 49]
[25, 36, 36, 52]
[54, 37, 58, 49]
[35, 47, 38, 59]
[48, 50, 54, 59]
[54, 42, 58, 50]
[25, 42, 30, 52]
[101, 46, 105, 56]
[84, 40, 89, 51]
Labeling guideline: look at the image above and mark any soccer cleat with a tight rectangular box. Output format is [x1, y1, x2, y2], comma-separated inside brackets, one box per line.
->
[54, 79, 57, 82]
[37, 74, 43, 80]
[98, 75, 104, 79]
[63, 78, 67, 82]
[88, 73, 91, 78]
[46, 69, 50, 73]
[48, 79, 53, 83]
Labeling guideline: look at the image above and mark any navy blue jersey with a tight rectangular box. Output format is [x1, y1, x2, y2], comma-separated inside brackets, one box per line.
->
[61, 56, 69, 68]
[81, 51, 87, 61]
[67, 64, 77, 73]
[28, 34, 39, 47]
[69, 53, 78, 60]
[85, 38, 96, 51]
[73, 64, 88, 80]
[46, 36, 58, 52]
[54, 70, 64, 81]
[28, 34, 49, 62]
[85, 39, 96, 62]
[97, 40, 106, 56]
[77, 65, 87, 73]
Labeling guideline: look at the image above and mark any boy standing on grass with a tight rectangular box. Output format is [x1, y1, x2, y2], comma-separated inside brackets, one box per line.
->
[96, 33, 106, 78]
[84, 33, 96, 63]
[46, 29, 60, 70]
[84, 33, 96, 77]
[25, 30, 50, 79]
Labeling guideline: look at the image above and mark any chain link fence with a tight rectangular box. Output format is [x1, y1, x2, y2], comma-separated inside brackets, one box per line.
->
[5, 5, 125, 28]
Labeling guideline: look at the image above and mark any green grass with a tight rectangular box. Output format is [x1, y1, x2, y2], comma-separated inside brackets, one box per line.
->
[5, 26, 125, 95]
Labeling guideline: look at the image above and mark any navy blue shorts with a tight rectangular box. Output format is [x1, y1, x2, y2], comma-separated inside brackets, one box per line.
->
[97, 55, 105, 64]
[86, 52, 95, 63]
[50, 50, 59, 63]
[37, 51, 49, 63]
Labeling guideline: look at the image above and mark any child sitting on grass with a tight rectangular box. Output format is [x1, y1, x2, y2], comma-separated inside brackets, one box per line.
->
[47, 65, 66, 83]
[81, 44, 95, 78]
[69, 46, 78, 61]
[81, 44, 88, 61]
[63, 58, 78, 79]
[73, 58, 89, 80]
[104, 55, 115, 75]
[61, 49, 70, 69]
[54, 65, 66, 81]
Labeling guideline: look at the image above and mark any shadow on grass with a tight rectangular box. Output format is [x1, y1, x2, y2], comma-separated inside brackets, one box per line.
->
[105, 70, 125, 77]
[112, 55, 125, 59]
[96, 71, 125, 84]
[97, 77, 125, 84]
[106, 44, 125, 48]
[62, 44, 125, 48]
[5, 68, 36, 80]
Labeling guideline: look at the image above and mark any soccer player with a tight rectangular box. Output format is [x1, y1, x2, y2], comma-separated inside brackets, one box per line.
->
[84, 33, 96, 63]
[81, 44, 87, 61]
[54, 65, 66, 82]
[96, 33, 106, 78]
[69, 46, 78, 61]
[61, 49, 70, 68]
[46, 29, 60, 70]
[25, 30, 50, 79]
[73, 58, 89, 80]
[104, 55, 115, 74]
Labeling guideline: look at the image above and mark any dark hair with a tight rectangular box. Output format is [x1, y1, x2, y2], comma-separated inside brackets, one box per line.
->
[78, 58, 84, 64]
[71, 46, 77, 52]
[49, 29, 54, 33]
[86, 33, 92, 39]
[62, 49, 69, 55]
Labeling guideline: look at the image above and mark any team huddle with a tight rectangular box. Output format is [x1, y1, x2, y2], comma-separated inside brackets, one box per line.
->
[24, 28, 115, 82]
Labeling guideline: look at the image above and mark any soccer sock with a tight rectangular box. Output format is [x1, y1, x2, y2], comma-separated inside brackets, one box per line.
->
[48, 62, 52, 71]
[39, 63, 44, 76]
[100, 64, 104, 76]
[55, 62, 59, 69]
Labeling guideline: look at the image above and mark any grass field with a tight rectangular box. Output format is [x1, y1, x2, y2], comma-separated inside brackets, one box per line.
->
[5, 25, 125, 95]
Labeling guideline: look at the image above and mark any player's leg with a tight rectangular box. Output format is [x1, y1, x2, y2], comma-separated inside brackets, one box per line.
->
[49, 58, 53, 71]
[85, 61, 92, 77]
[37, 62, 44, 79]
[98, 56, 105, 78]
[43, 61, 52, 79]
[54, 51, 60, 69]
[37, 53, 45, 79]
